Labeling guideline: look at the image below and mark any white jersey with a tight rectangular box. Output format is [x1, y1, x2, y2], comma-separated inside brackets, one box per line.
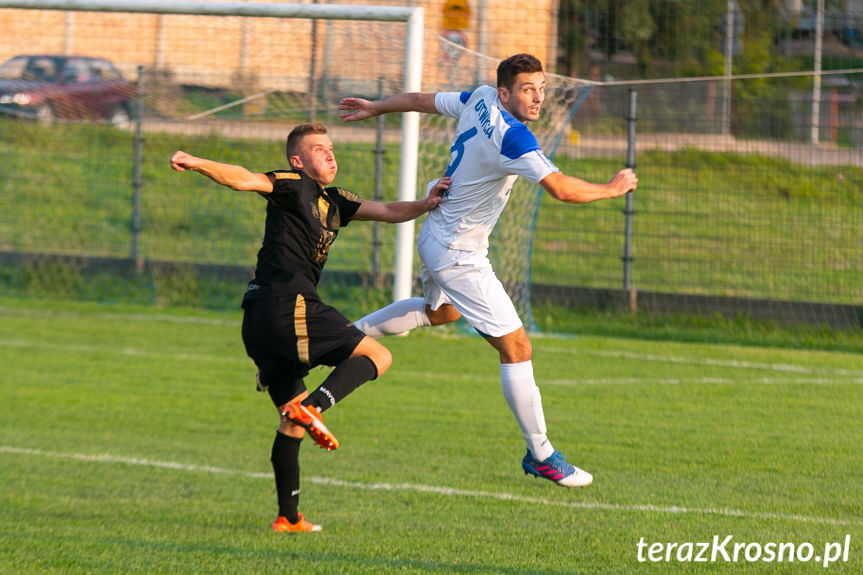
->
[424, 85, 559, 251]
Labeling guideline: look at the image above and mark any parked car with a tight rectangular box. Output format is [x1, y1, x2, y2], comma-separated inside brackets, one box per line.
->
[0, 54, 135, 127]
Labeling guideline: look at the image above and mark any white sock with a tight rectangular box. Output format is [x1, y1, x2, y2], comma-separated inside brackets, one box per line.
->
[500, 360, 554, 461]
[353, 297, 431, 338]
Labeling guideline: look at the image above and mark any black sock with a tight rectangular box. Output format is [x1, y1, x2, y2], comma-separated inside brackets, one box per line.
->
[303, 355, 378, 413]
[271, 432, 302, 523]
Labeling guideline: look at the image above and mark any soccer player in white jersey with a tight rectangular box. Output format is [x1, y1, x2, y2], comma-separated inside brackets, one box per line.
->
[338, 53, 637, 487]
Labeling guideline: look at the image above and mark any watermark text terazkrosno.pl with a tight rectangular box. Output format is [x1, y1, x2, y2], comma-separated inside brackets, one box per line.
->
[636, 535, 851, 568]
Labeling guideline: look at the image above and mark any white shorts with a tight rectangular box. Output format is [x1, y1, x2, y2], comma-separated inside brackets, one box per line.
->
[417, 224, 523, 338]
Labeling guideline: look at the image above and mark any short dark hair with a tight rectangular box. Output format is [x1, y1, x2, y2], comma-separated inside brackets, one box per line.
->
[286, 122, 328, 158]
[497, 54, 543, 90]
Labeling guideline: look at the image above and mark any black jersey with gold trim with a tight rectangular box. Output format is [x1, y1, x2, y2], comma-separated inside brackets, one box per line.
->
[243, 169, 362, 301]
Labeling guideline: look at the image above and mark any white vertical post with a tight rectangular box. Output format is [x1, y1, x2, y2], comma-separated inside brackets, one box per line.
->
[392, 7, 424, 303]
[811, 0, 824, 144]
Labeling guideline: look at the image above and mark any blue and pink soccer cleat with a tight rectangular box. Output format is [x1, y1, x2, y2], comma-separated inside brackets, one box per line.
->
[522, 450, 593, 487]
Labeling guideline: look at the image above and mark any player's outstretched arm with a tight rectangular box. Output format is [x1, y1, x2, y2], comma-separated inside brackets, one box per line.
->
[353, 177, 450, 223]
[170, 150, 273, 193]
[540, 168, 637, 204]
[338, 92, 439, 122]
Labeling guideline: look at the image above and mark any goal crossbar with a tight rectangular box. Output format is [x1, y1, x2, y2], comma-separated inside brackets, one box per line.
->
[0, 0, 424, 302]
[0, 0, 417, 21]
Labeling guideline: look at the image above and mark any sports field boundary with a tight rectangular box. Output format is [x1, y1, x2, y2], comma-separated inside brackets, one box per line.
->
[2, 445, 858, 528]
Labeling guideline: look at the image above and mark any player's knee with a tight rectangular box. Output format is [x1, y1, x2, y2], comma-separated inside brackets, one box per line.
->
[500, 347, 532, 364]
[520, 334, 533, 359]
[514, 336, 533, 362]
[278, 418, 306, 438]
[371, 346, 392, 377]
[493, 328, 532, 363]
[427, 304, 460, 326]
[355, 336, 392, 377]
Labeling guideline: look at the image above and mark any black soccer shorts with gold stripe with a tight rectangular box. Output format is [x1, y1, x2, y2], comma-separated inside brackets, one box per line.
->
[242, 293, 365, 407]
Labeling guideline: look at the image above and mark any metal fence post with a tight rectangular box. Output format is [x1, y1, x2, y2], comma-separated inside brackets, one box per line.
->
[131, 65, 144, 274]
[623, 89, 637, 301]
[372, 76, 385, 286]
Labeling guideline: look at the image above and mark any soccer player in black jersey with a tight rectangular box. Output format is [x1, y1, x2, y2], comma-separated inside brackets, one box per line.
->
[170, 123, 449, 532]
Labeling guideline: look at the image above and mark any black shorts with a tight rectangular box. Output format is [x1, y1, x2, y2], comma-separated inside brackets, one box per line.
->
[241, 294, 366, 406]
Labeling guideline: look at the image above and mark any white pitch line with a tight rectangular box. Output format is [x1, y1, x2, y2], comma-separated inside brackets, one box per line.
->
[540, 376, 863, 385]
[403, 371, 863, 385]
[2, 338, 861, 385]
[537, 346, 863, 377]
[1, 446, 857, 527]
[0, 305, 241, 328]
[0, 338, 249, 365]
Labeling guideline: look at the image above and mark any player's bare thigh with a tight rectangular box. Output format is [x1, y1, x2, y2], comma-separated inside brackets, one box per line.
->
[426, 303, 461, 325]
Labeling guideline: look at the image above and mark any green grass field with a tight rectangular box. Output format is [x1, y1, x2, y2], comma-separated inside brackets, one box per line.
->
[2, 296, 862, 574]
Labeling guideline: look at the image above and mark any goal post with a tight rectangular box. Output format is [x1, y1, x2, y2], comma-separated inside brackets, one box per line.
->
[395, 5, 424, 302]
[0, 0, 424, 304]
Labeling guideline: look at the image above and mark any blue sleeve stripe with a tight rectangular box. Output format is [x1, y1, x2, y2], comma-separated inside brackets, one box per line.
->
[459, 90, 472, 104]
[500, 123, 541, 160]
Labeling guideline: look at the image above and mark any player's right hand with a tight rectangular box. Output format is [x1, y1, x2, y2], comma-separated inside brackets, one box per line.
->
[609, 168, 638, 195]
[170, 150, 197, 172]
[426, 176, 451, 207]
[338, 98, 374, 122]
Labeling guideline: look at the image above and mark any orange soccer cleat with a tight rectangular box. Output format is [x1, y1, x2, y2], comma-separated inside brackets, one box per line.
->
[271, 513, 322, 533]
[282, 400, 339, 451]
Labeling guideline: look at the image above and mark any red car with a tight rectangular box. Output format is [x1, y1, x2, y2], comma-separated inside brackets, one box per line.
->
[0, 54, 135, 127]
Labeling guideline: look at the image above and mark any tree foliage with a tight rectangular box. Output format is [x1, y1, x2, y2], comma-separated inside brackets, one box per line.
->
[555, 0, 844, 79]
